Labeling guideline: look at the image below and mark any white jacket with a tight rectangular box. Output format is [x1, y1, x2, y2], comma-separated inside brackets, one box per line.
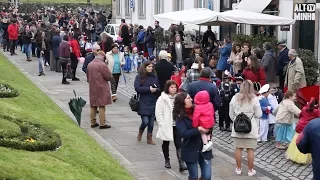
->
[156, 92, 175, 141]
[105, 51, 125, 73]
[268, 94, 278, 124]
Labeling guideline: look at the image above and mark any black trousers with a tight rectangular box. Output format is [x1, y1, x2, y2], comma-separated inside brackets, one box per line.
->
[162, 126, 182, 160]
[2, 39, 9, 51]
[9, 40, 17, 54]
[279, 74, 285, 92]
[111, 73, 121, 95]
[70, 53, 79, 78]
[219, 101, 231, 129]
[61, 62, 68, 82]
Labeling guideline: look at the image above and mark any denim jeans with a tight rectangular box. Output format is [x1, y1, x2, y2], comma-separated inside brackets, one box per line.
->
[23, 43, 32, 59]
[147, 48, 154, 57]
[139, 115, 154, 133]
[185, 156, 212, 180]
[38, 57, 44, 73]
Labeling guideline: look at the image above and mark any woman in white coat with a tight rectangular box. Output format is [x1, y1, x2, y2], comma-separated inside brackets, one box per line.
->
[155, 80, 187, 172]
[105, 44, 125, 102]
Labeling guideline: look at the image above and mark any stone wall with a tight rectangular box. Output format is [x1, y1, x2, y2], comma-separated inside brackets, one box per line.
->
[0, 2, 111, 13]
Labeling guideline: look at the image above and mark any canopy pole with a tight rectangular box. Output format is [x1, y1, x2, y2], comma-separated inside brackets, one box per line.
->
[198, 25, 201, 44]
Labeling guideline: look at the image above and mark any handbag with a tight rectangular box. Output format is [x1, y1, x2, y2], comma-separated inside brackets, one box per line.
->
[234, 113, 252, 133]
[129, 93, 140, 112]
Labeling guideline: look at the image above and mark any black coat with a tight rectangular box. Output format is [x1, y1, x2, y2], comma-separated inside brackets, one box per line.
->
[1, 23, 8, 39]
[170, 42, 186, 65]
[202, 30, 216, 48]
[154, 59, 175, 91]
[134, 74, 160, 116]
[22, 31, 32, 44]
[176, 116, 213, 163]
[277, 47, 289, 76]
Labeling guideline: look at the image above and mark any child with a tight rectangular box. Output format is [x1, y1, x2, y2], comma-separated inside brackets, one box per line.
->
[274, 90, 301, 149]
[258, 84, 272, 142]
[218, 75, 232, 132]
[123, 46, 132, 73]
[132, 47, 139, 71]
[171, 66, 185, 88]
[267, 83, 279, 140]
[286, 97, 320, 164]
[193, 90, 215, 152]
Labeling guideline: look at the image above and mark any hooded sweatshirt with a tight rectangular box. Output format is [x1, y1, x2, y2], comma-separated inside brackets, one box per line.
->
[192, 90, 215, 129]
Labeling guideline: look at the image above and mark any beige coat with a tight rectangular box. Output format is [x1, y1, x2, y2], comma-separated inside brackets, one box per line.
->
[229, 51, 243, 74]
[155, 92, 175, 141]
[284, 57, 307, 91]
[229, 94, 262, 139]
[105, 51, 125, 73]
[274, 99, 301, 124]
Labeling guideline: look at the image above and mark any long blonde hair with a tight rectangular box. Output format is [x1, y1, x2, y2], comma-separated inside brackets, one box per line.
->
[237, 80, 255, 103]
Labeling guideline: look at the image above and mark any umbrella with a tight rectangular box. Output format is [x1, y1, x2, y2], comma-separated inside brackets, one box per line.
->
[296, 85, 320, 107]
[68, 90, 87, 126]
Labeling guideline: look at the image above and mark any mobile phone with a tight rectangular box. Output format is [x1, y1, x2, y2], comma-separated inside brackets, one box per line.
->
[152, 84, 157, 88]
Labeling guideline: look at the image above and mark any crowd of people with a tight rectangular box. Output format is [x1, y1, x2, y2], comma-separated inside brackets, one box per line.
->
[1, 8, 320, 180]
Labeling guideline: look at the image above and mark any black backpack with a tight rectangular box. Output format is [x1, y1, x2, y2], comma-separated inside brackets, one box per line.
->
[234, 113, 252, 134]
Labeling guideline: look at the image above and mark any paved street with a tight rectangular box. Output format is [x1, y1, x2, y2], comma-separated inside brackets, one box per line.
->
[2, 50, 313, 180]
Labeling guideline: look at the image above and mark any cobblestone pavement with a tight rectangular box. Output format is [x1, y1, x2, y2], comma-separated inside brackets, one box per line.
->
[3, 50, 313, 180]
[117, 71, 314, 180]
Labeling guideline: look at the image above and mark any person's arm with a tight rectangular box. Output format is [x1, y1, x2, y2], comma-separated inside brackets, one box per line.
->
[82, 57, 90, 73]
[254, 98, 263, 118]
[293, 60, 305, 87]
[296, 123, 311, 154]
[155, 98, 164, 126]
[229, 96, 236, 121]
[288, 101, 301, 116]
[259, 99, 268, 112]
[134, 75, 150, 94]
[100, 64, 112, 81]
[261, 55, 271, 71]
[211, 87, 221, 111]
[176, 118, 201, 139]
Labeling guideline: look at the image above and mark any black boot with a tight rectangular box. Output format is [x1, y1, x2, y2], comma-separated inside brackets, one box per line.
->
[177, 148, 187, 172]
[72, 69, 79, 81]
[162, 143, 171, 168]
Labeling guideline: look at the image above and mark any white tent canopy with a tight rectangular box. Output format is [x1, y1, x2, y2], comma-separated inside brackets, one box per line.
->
[153, 8, 220, 26]
[218, 10, 295, 25]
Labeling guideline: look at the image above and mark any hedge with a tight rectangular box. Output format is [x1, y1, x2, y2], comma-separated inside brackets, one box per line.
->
[0, 116, 61, 151]
[0, 83, 19, 98]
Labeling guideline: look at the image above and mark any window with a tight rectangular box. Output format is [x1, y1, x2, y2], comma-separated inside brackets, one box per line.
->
[173, 0, 184, 11]
[195, 0, 204, 8]
[138, 0, 146, 19]
[125, 0, 131, 17]
[116, 0, 121, 16]
[155, 0, 164, 14]
[221, 0, 238, 11]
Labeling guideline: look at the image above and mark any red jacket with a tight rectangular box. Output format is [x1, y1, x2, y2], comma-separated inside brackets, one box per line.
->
[69, 39, 81, 58]
[242, 67, 266, 86]
[8, 23, 19, 40]
[192, 90, 215, 129]
[171, 74, 182, 88]
[295, 101, 320, 133]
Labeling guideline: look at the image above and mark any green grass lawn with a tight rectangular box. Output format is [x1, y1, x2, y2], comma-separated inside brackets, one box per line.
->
[19, 0, 111, 4]
[0, 54, 132, 180]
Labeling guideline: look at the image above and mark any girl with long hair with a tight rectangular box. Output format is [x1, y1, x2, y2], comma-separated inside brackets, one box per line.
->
[134, 61, 160, 145]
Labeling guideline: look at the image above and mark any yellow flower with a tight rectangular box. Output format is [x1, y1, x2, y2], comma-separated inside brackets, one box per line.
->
[25, 138, 36, 143]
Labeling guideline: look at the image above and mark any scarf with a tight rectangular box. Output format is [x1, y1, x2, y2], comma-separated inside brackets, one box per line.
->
[185, 108, 193, 119]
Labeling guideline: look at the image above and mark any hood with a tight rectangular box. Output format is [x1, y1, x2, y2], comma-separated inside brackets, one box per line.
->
[194, 90, 210, 105]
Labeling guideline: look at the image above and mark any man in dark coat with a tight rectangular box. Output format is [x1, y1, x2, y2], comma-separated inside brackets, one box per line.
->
[82, 44, 101, 74]
[46, 23, 58, 71]
[277, 41, 289, 91]
[52, 29, 62, 72]
[154, 51, 175, 92]
[297, 118, 320, 180]
[188, 67, 221, 110]
[202, 26, 216, 49]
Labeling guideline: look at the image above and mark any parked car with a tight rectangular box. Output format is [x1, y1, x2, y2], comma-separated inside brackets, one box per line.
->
[104, 24, 120, 42]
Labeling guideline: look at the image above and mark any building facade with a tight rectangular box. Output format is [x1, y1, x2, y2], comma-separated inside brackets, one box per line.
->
[112, 0, 318, 53]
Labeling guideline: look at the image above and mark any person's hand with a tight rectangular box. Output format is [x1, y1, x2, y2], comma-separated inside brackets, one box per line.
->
[198, 126, 209, 134]
[40, 51, 44, 55]
[227, 58, 232, 64]
[150, 86, 157, 93]
[267, 106, 272, 111]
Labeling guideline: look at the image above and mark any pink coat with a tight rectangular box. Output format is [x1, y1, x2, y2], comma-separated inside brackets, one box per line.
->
[193, 90, 215, 129]
[87, 56, 112, 107]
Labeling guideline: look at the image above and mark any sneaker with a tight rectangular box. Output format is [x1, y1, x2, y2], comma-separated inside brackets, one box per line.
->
[257, 139, 261, 142]
[235, 168, 242, 175]
[202, 143, 211, 152]
[248, 169, 256, 176]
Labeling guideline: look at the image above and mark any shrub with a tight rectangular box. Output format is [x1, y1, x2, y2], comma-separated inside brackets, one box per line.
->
[0, 118, 21, 138]
[0, 116, 61, 151]
[0, 83, 19, 98]
[298, 49, 320, 85]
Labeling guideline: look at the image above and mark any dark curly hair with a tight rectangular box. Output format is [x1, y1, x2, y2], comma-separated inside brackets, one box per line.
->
[173, 92, 193, 120]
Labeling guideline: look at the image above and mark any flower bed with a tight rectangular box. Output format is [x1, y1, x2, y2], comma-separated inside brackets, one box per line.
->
[0, 83, 19, 98]
[0, 116, 61, 151]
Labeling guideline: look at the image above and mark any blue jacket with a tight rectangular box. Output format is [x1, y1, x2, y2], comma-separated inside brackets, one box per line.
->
[134, 74, 160, 116]
[52, 35, 62, 59]
[82, 53, 95, 74]
[277, 47, 289, 76]
[176, 116, 213, 163]
[216, 43, 232, 71]
[297, 118, 320, 180]
[259, 96, 272, 119]
[137, 30, 145, 44]
[188, 79, 221, 111]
